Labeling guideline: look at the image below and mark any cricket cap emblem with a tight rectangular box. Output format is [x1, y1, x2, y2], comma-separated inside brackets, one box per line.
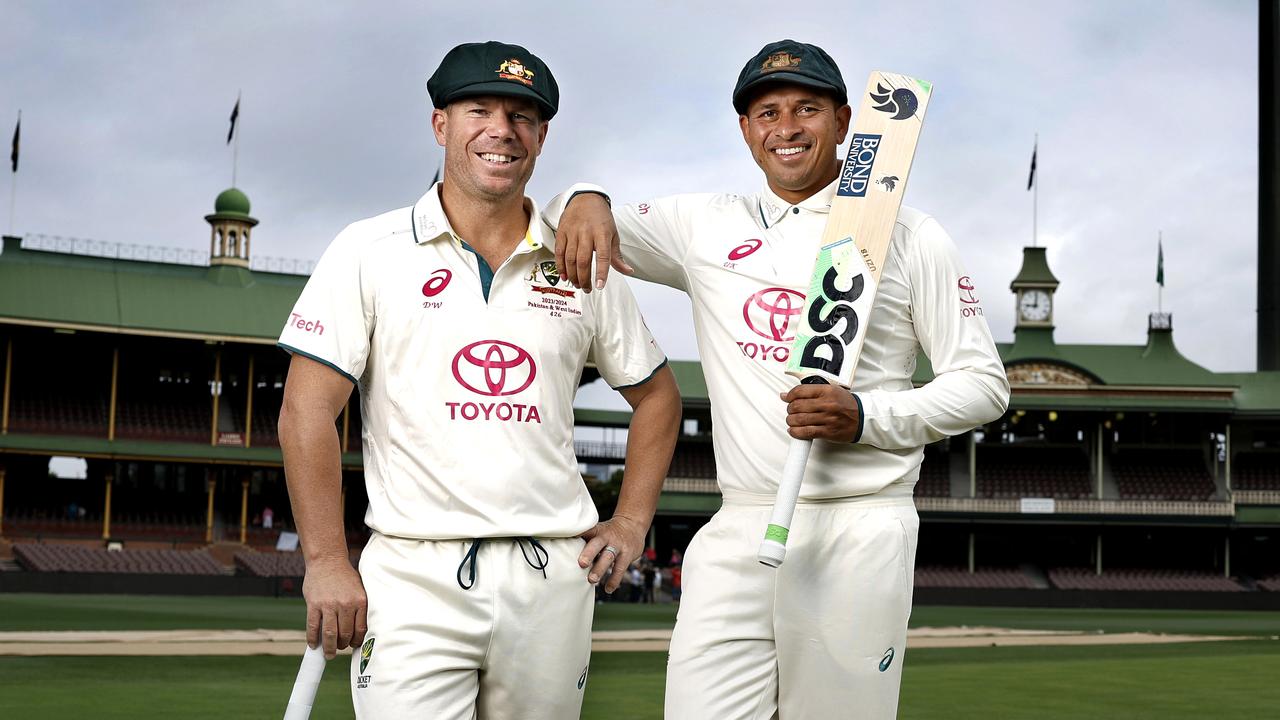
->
[497, 58, 535, 86]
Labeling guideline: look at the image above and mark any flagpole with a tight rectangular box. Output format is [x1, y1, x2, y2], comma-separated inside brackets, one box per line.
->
[1158, 230, 1163, 313]
[1032, 133, 1038, 249]
[8, 110, 17, 236]
[232, 91, 241, 188]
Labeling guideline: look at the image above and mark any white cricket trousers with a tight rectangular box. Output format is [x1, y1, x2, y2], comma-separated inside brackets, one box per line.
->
[352, 532, 594, 719]
[666, 493, 919, 720]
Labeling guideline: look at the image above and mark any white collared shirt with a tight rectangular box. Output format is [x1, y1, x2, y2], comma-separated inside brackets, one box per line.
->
[280, 183, 667, 539]
[545, 180, 1009, 501]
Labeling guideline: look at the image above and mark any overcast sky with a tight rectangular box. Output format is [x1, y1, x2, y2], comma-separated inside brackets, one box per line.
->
[1, 1, 1262, 411]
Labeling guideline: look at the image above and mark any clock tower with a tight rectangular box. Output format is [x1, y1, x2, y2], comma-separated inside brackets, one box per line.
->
[1010, 246, 1060, 334]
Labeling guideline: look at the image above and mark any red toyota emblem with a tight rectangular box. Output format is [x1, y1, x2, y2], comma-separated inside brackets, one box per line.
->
[742, 287, 805, 341]
[422, 269, 452, 297]
[451, 340, 537, 396]
[728, 238, 763, 261]
[957, 276, 980, 304]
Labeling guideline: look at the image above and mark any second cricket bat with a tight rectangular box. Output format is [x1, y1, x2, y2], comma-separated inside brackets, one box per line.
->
[758, 71, 933, 567]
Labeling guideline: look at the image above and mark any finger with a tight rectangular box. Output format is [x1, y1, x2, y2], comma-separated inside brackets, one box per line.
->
[603, 550, 629, 593]
[590, 549, 615, 585]
[574, 235, 594, 293]
[352, 600, 368, 646]
[783, 384, 830, 401]
[594, 232, 612, 290]
[554, 230, 568, 281]
[578, 533, 607, 569]
[322, 606, 339, 659]
[785, 412, 829, 428]
[788, 425, 820, 440]
[306, 603, 321, 649]
[337, 603, 355, 651]
[611, 248, 633, 275]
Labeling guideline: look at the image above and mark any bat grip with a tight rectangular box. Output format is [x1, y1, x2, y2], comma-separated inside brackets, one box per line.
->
[283, 645, 327, 720]
[758, 436, 813, 567]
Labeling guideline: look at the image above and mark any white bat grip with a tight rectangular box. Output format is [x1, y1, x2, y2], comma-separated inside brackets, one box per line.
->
[758, 436, 813, 567]
[283, 645, 327, 720]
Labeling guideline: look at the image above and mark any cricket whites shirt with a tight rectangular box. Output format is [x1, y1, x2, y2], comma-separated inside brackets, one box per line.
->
[545, 179, 1009, 501]
[280, 184, 667, 539]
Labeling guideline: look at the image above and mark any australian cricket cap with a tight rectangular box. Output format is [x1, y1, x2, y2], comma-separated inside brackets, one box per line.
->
[427, 41, 559, 120]
[732, 39, 847, 115]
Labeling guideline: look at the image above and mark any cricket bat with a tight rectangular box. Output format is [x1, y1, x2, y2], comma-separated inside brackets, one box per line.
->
[283, 645, 327, 720]
[757, 71, 933, 568]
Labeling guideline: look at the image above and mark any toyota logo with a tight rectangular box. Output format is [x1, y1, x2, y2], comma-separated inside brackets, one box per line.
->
[728, 238, 763, 261]
[451, 340, 537, 396]
[957, 276, 980, 304]
[743, 287, 805, 342]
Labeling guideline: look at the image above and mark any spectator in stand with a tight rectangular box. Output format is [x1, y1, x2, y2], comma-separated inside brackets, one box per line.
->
[642, 561, 657, 604]
[644, 546, 657, 563]
[669, 547, 683, 567]
[262, 506, 274, 529]
[629, 564, 644, 603]
[671, 564, 682, 603]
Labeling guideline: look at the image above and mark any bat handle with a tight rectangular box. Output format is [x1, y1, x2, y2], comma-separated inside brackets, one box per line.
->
[758, 435, 813, 567]
[283, 644, 327, 720]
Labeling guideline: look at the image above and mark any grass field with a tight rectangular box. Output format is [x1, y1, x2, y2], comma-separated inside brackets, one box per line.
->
[2, 594, 1279, 718]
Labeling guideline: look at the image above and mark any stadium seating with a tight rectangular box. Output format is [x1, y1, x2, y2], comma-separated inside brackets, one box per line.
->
[115, 398, 211, 443]
[6, 395, 108, 437]
[12, 543, 225, 575]
[915, 453, 952, 497]
[234, 549, 306, 577]
[976, 445, 1092, 499]
[2, 511, 103, 539]
[669, 444, 716, 479]
[1111, 448, 1216, 500]
[913, 565, 1037, 589]
[1231, 452, 1280, 491]
[1048, 567, 1244, 592]
[1257, 575, 1280, 592]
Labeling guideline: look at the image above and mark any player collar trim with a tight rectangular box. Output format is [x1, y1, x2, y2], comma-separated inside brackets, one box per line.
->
[757, 178, 837, 228]
[411, 182, 550, 254]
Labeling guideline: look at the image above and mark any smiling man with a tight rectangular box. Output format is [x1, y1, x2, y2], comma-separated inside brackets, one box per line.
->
[544, 39, 1009, 719]
[277, 41, 680, 719]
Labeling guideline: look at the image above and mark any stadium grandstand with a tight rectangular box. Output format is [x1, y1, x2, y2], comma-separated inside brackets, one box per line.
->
[1, 187, 1279, 608]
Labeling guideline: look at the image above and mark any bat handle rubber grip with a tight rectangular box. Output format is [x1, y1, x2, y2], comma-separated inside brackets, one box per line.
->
[283, 644, 327, 720]
[758, 436, 813, 567]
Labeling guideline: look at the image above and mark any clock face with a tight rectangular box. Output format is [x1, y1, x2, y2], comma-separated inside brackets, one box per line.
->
[1019, 289, 1052, 322]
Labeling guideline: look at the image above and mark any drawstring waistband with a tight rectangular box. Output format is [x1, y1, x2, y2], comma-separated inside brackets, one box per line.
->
[456, 537, 551, 590]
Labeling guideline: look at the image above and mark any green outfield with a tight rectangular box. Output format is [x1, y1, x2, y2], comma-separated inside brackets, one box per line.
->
[2, 595, 1279, 718]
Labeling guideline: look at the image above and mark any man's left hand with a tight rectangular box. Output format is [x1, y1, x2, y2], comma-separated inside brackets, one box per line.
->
[578, 515, 647, 593]
[780, 383, 861, 443]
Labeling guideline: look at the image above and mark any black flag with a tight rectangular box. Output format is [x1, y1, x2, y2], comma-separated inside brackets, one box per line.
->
[227, 97, 239, 145]
[10, 114, 18, 173]
[1026, 140, 1036, 191]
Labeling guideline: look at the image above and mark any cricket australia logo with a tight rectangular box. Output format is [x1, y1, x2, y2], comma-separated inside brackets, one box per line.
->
[356, 637, 375, 689]
[497, 58, 535, 86]
[537, 261, 561, 286]
[761, 51, 801, 72]
[739, 287, 804, 363]
[837, 134, 881, 198]
[870, 82, 918, 120]
[447, 340, 541, 423]
[875, 175, 899, 192]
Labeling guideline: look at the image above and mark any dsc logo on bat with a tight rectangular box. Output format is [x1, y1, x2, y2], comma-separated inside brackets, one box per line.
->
[837, 134, 881, 198]
[794, 252, 868, 378]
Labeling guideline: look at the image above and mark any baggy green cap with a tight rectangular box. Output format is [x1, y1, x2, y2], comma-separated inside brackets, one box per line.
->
[427, 41, 559, 120]
[732, 39, 847, 115]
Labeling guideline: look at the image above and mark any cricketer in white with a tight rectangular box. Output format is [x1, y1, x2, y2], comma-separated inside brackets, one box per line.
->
[544, 39, 1009, 720]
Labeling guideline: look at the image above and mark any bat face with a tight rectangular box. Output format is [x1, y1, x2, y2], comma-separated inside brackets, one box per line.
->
[785, 72, 932, 387]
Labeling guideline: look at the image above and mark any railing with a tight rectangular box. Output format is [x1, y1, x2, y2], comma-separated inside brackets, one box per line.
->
[1233, 490, 1280, 505]
[663, 477, 718, 494]
[574, 440, 627, 460]
[913, 497, 1235, 517]
[20, 234, 315, 276]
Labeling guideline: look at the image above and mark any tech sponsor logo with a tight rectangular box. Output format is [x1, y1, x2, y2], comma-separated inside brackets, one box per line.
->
[356, 637, 375, 689]
[421, 268, 452, 309]
[288, 313, 324, 335]
[837, 134, 881, 198]
[738, 287, 805, 363]
[958, 276, 984, 317]
[724, 238, 762, 269]
[447, 340, 541, 423]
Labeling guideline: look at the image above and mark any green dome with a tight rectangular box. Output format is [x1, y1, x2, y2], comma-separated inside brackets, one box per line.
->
[214, 187, 251, 216]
